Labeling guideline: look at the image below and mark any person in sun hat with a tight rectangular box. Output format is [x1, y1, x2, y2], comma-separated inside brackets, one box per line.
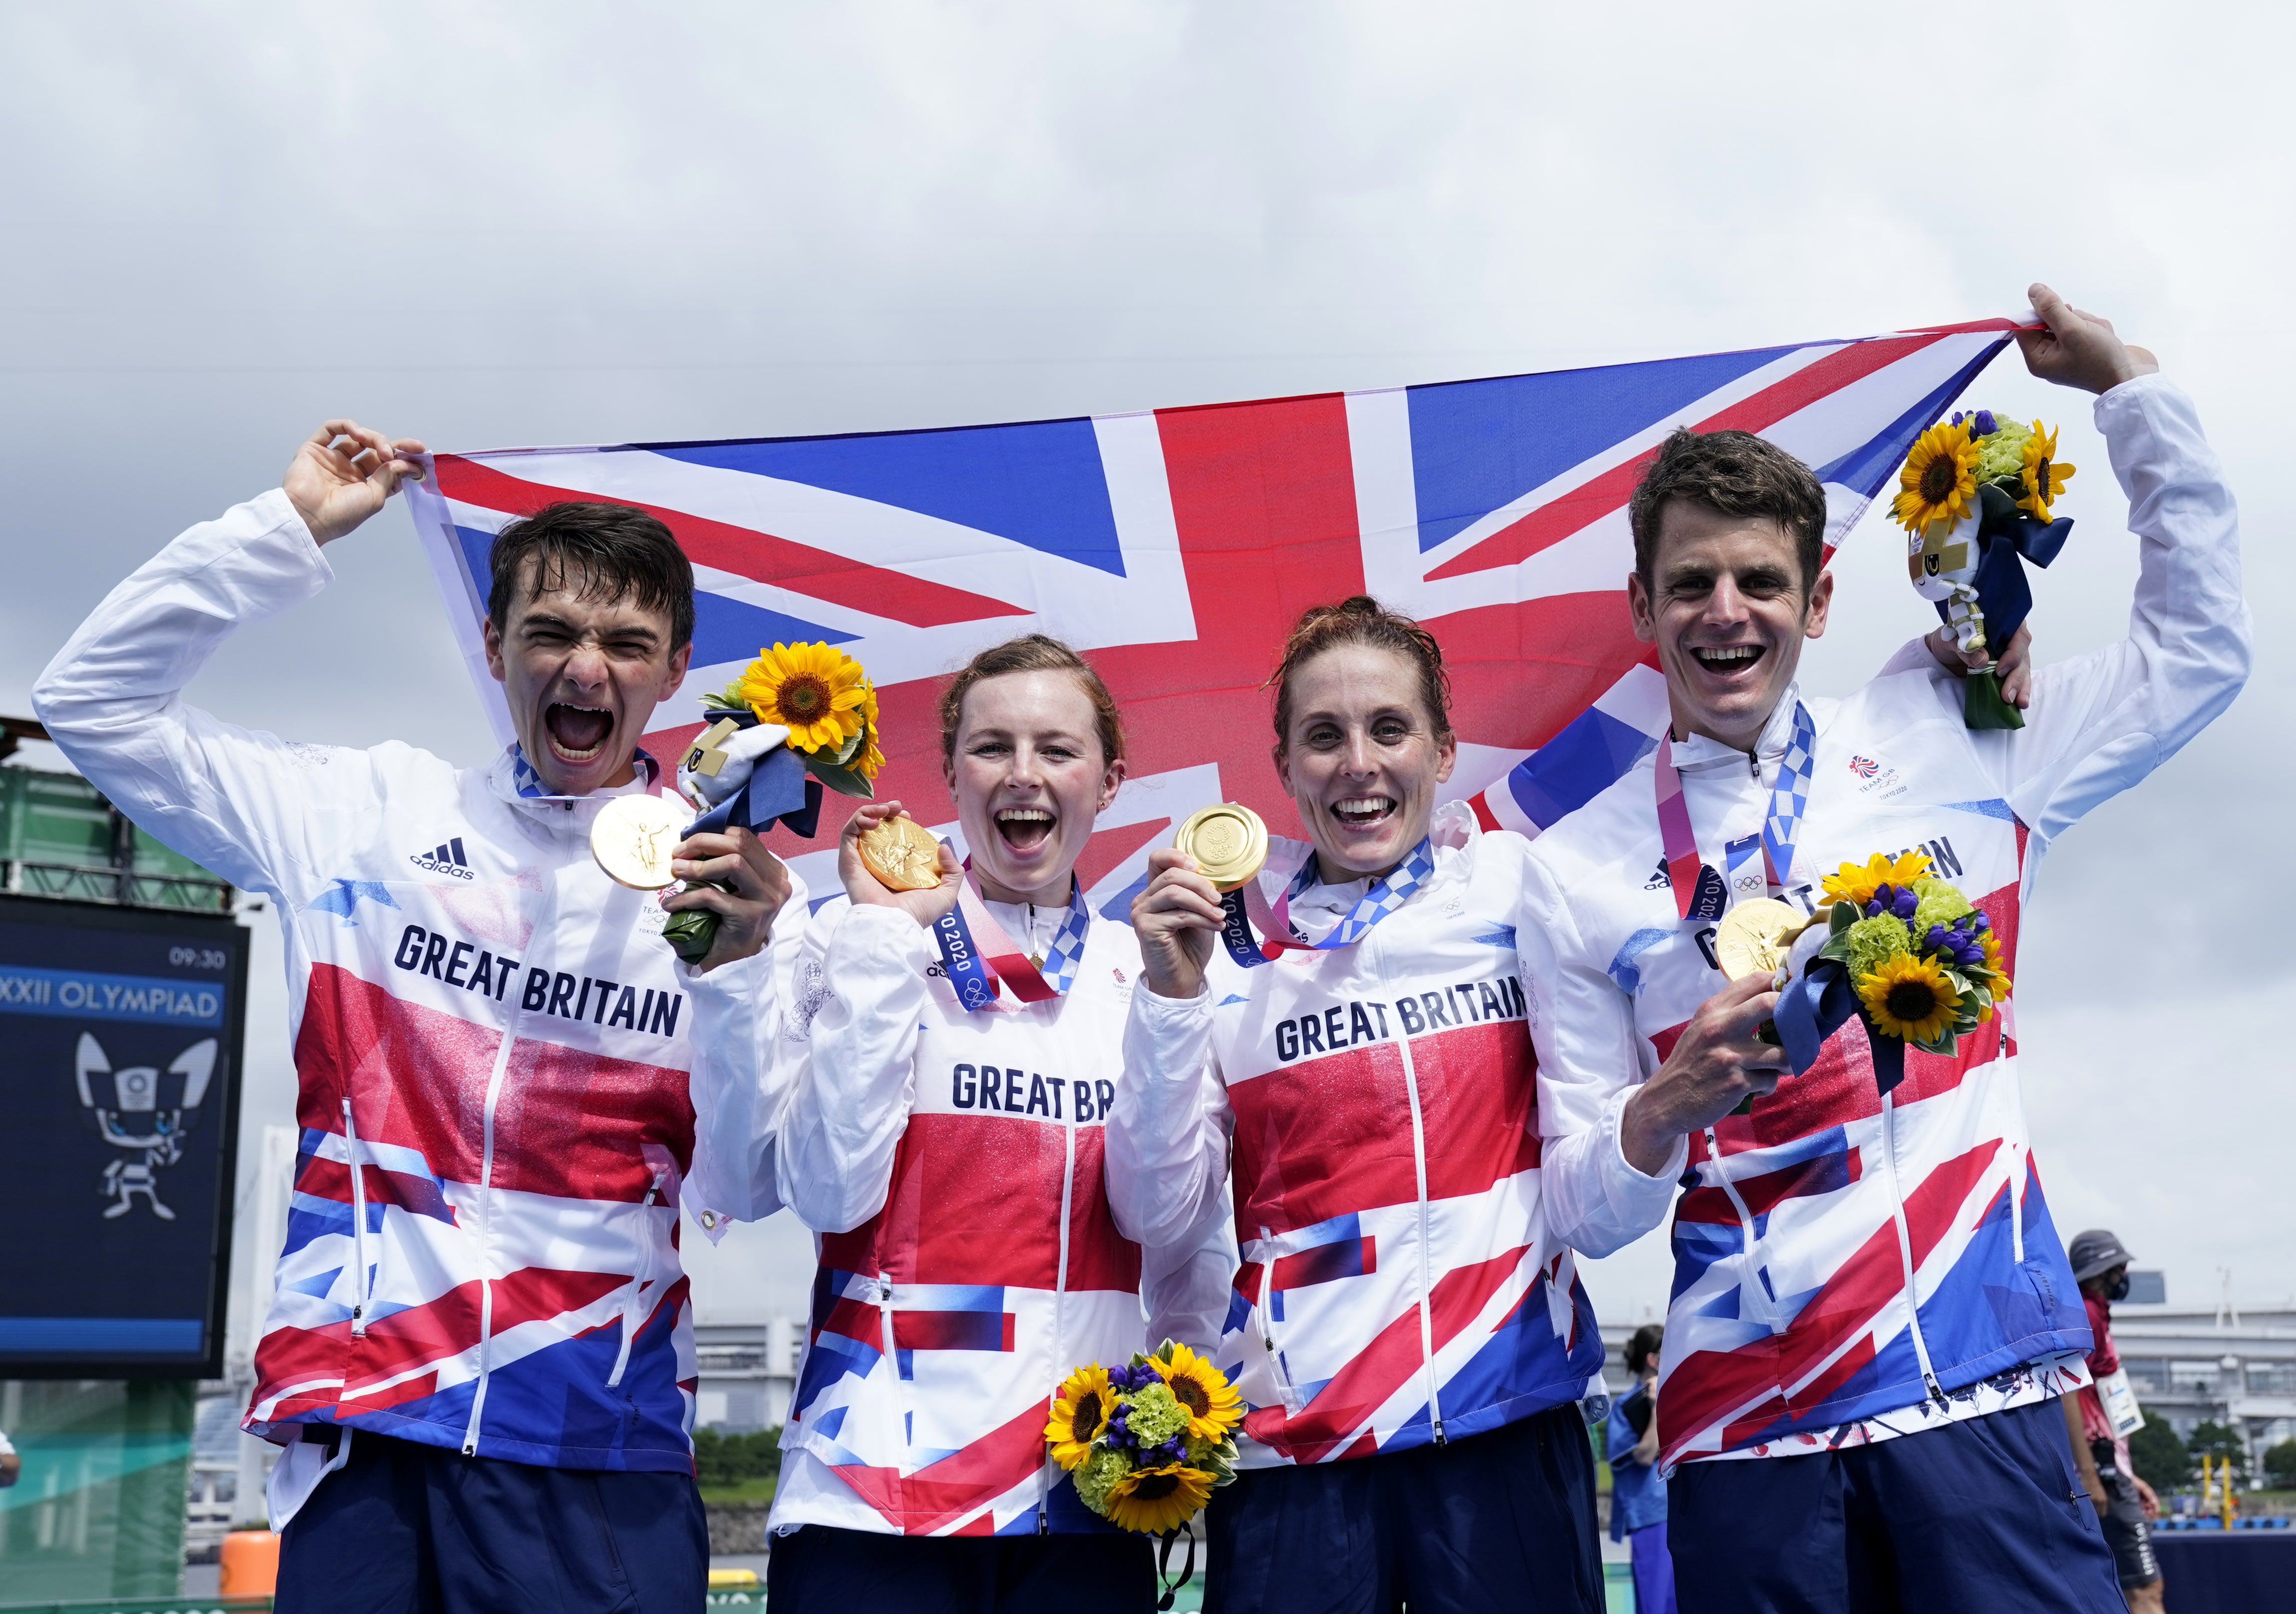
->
[1514, 286, 2246, 1613]
[2063, 1229, 2165, 1613]
[33, 422, 808, 1613]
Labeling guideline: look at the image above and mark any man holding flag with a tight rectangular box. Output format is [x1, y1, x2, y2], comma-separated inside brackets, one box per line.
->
[1520, 286, 2249, 1612]
[33, 424, 804, 1612]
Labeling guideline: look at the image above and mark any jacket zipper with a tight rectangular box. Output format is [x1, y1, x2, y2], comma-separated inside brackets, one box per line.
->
[607, 1166, 669, 1389]
[340, 1097, 370, 1339]
[1044, 1117, 1076, 1535]
[1256, 1235, 1296, 1408]
[1877, 1087, 1946, 1403]
[1383, 925, 1445, 1445]
[1705, 1125, 1781, 1334]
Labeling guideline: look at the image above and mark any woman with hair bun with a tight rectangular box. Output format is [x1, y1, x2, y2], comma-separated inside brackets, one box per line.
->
[719, 634, 1229, 1612]
[1108, 596, 1626, 1613]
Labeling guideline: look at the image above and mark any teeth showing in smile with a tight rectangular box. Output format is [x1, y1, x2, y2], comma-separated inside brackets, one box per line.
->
[1332, 796, 1397, 827]
[995, 807, 1056, 850]
[544, 703, 613, 762]
[1691, 645, 1763, 671]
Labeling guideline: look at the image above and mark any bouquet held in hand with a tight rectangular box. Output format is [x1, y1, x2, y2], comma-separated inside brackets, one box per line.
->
[1046, 1342, 1242, 1535]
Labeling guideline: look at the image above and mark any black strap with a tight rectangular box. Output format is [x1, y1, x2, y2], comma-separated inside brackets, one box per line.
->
[1156, 1519, 1198, 1612]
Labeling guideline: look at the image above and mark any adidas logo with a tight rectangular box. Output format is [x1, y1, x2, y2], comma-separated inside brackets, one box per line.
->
[1643, 858, 1671, 891]
[407, 837, 476, 880]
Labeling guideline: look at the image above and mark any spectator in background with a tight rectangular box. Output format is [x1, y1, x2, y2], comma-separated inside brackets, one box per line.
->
[1609, 1325, 1675, 1614]
[0, 1428, 18, 1487]
[2064, 1230, 2164, 1614]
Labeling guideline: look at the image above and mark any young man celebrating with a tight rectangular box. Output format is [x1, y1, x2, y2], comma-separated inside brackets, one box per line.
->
[1520, 289, 2248, 1612]
[34, 423, 803, 1613]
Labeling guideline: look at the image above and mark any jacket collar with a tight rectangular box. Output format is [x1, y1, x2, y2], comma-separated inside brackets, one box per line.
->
[1665, 683, 1804, 777]
[483, 745, 670, 835]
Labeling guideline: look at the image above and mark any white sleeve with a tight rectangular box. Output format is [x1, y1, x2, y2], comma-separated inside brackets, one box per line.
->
[1990, 376, 2249, 840]
[773, 903, 932, 1235]
[30, 489, 390, 905]
[1516, 842, 1685, 1259]
[1105, 983, 1234, 1254]
[681, 873, 813, 1232]
[1139, 1203, 1238, 1354]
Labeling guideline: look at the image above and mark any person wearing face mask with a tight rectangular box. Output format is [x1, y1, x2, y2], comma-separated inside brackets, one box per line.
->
[1112, 598, 1613, 1613]
[1515, 288, 2247, 1614]
[31, 424, 806, 1614]
[2062, 1231, 2164, 1613]
[734, 635, 1230, 1611]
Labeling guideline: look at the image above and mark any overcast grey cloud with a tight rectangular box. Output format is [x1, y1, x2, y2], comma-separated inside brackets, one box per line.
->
[4, 1, 2290, 1347]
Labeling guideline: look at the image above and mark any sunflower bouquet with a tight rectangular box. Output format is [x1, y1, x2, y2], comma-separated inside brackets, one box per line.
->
[1770, 849, 2012, 1095]
[1047, 1342, 1242, 1535]
[659, 642, 885, 962]
[1893, 408, 2077, 730]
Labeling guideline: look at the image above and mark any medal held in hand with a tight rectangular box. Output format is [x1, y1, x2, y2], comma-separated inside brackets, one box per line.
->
[1173, 803, 1268, 891]
[591, 795, 686, 890]
[1713, 896, 1810, 982]
[857, 813, 943, 892]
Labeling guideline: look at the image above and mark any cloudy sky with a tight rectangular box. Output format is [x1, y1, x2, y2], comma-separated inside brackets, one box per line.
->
[3, 2, 2290, 1353]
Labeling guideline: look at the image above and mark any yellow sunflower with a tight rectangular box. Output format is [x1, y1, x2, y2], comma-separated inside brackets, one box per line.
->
[1858, 953, 1962, 1045]
[1046, 1364, 1115, 1471]
[740, 642, 867, 754]
[1976, 931, 2012, 996]
[1820, 850, 1933, 908]
[2017, 421, 2074, 522]
[853, 679, 886, 781]
[1104, 1462, 1214, 1535]
[1891, 418, 1981, 535]
[1152, 1343, 1243, 1442]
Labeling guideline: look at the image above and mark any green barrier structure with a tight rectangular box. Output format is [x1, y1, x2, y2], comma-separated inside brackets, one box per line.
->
[0, 1381, 197, 1603]
[0, 1602, 268, 1614]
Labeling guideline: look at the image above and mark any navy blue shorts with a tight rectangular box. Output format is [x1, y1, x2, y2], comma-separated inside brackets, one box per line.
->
[1668, 1398, 2126, 1614]
[766, 1522, 1154, 1613]
[1203, 1401, 1604, 1614]
[274, 1432, 706, 1614]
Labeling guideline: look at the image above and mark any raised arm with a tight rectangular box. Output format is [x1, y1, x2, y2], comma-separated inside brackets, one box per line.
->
[772, 804, 962, 1234]
[1516, 843, 1691, 1259]
[1987, 286, 2249, 835]
[30, 423, 427, 900]
[681, 864, 811, 1230]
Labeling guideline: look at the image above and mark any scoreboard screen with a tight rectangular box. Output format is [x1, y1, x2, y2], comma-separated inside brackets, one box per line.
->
[0, 894, 249, 1378]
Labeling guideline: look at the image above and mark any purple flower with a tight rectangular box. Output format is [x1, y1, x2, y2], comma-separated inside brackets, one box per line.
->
[1951, 411, 1967, 426]
[1925, 925, 1947, 950]
[1971, 913, 1990, 933]
[1892, 887, 1919, 921]
[1959, 944, 1986, 969]
[1973, 410, 1997, 437]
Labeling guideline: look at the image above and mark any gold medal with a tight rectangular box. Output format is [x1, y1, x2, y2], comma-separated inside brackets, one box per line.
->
[857, 814, 943, 892]
[1174, 803, 1268, 892]
[590, 794, 687, 890]
[1713, 896, 1811, 981]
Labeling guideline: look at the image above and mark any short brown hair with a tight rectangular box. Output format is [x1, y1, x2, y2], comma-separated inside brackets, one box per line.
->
[1269, 596, 1453, 759]
[487, 502, 695, 651]
[938, 635, 1125, 767]
[1627, 428, 1828, 596]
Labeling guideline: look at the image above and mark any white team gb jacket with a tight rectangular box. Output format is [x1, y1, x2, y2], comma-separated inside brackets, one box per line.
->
[721, 895, 1232, 1538]
[32, 490, 807, 1519]
[1517, 374, 2249, 1468]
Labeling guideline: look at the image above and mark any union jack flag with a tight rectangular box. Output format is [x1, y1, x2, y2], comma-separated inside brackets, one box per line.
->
[403, 320, 2021, 904]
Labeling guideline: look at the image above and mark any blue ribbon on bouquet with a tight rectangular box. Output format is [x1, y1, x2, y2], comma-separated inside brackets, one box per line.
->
[1936, 482, 2075, 652]
[1772, 959, 1906, 1097]
[679, 710, 824, 840]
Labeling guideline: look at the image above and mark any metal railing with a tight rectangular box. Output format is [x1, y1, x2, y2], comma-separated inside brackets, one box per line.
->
[1, 859, 233, 912]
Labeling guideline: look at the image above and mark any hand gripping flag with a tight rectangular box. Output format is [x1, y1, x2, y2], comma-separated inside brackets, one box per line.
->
[403, 319, 2024, 912]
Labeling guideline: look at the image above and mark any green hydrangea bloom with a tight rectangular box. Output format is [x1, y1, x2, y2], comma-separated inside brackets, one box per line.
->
[1073, 1445, 1132, 1513]
[1125, 1382, 1190, 1447]
[1845, 914, 1913, 980]
[1909, 877, 1974, 936]
[1972, 416, 2032, 483]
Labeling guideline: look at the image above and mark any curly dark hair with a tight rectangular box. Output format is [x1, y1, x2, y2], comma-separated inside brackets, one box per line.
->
[1267, 596, 1453, 761]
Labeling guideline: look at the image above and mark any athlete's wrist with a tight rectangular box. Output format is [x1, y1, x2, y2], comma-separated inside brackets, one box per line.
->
[1619, 1086, 1687, 1177]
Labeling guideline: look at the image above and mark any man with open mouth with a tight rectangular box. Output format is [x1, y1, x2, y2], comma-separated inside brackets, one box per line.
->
[1518, 286, 2249, 1614]
[34, 421, 807, 1614]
